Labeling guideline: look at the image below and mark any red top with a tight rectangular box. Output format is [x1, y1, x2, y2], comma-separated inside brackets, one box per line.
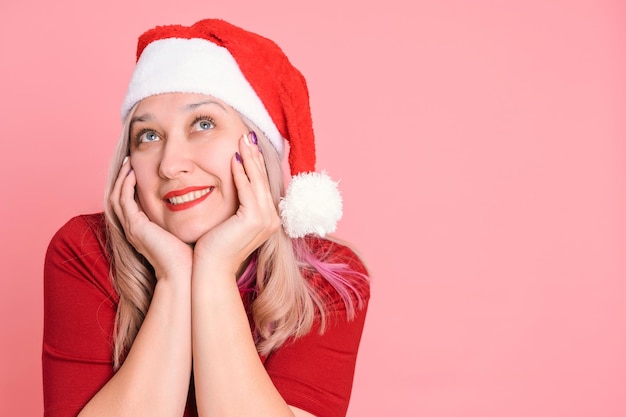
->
[43, 214, 369, 417]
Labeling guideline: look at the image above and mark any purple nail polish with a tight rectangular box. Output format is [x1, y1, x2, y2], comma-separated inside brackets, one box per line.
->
[249, 131, 258, 145]
[235, 152, 242, 163]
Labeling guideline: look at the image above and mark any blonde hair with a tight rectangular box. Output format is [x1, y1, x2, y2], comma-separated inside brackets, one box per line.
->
[104, 107, 360, 368]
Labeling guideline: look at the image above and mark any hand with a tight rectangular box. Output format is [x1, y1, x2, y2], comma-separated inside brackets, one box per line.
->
[194, 133, 280, 275]
[110, 157, 193, 280]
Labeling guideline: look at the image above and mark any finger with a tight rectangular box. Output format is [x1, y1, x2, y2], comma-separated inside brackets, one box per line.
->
[246, 131, 266, 172]
[233, 143, 279, 228]
[238, 133, 270, 194]
[249, 131, 270, 180]
[110, 156, 132, 220]
[231, 153, 278, 244]
[244, 133, 276, 211]
[116, 169, 153, 249]
[118, 169, 140, 218]
[231, 151, 256, 207]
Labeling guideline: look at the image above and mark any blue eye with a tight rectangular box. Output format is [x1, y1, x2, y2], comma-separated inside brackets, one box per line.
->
[139, 130, 159, 143]
[193, 116, 215, 131]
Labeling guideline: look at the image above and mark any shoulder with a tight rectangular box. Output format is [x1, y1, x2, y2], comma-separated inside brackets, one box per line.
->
[43, 213, 117, 385]
[49, 213, 107, 246]
[45, 213, 115, 298]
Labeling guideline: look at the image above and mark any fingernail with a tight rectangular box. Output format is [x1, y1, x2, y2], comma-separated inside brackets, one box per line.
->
[243, 133, 251, 146]
[235, 152, 242, 163]
[122, 156, 129, 165]
[249, 131, 258, 145]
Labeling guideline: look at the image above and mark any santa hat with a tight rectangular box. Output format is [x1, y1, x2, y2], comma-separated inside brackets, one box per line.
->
[121, 19, 342, 238]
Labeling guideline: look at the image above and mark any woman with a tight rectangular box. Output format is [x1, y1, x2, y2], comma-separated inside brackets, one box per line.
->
[43, 18, 369, 417]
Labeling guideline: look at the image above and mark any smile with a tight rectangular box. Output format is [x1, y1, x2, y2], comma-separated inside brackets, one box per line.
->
[163, 186, 215, 211]
[167, 188, 213, 205]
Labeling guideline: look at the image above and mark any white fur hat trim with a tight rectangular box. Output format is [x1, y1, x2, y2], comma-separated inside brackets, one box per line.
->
[121, 37, 284, 156]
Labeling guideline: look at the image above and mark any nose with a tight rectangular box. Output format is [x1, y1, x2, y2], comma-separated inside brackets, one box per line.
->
[158, 137, 194, 179]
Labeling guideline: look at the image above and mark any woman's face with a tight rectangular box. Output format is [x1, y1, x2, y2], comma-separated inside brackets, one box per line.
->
[129, 93, 250, 243]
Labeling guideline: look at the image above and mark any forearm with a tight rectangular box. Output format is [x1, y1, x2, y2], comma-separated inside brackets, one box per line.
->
[79, 278, 192, 417]
[191, 267, 294, 417]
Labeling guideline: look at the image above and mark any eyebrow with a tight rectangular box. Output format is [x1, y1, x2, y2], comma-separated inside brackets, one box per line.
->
[130, 99, 227, 130]
[129, 114, 153, 128]
[183, 99, 227, 112]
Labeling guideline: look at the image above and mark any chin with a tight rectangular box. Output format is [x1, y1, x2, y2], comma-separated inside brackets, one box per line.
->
[155, 210, 231, 245]
[168, 219, 221, 245]
[172, 227, 210, 245]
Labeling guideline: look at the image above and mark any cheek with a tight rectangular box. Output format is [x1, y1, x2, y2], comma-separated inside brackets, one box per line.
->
[198, 153, 238, 204]
[198, 150, 234, 179]
[130, 158, 159, 209]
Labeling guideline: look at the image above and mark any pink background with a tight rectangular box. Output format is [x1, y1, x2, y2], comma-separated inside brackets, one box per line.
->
[1, 1, 625, 416]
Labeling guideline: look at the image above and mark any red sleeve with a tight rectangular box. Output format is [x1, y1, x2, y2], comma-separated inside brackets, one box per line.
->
[43, 214, 118, 417]
[264, 239, 370, 417]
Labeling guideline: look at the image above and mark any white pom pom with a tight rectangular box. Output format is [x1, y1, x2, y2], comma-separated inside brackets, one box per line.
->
[279, 171, 343, 238]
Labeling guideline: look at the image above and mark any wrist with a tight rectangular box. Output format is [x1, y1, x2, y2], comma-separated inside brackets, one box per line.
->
[153, 264, 193, 295]
[193, 250, 242, 276]
[154, 272, 192, 293]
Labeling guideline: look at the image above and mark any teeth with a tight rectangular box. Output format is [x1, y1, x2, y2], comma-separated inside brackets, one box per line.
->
[168, 188, 212, 205]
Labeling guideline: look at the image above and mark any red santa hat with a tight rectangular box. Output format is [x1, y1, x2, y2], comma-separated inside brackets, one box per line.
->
[121, 19, 342, 238]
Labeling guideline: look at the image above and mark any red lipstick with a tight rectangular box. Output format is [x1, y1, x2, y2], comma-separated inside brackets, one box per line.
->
[163, 186, 214, 212]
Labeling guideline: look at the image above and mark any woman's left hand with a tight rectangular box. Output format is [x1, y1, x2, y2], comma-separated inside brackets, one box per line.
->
[194, 132, 280, 275]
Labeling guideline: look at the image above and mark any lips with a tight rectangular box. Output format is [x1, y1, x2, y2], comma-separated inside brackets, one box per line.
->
[163, 186, 214, 211]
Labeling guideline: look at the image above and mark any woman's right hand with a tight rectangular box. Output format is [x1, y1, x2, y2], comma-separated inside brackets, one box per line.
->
[110, 157, 193, 280]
